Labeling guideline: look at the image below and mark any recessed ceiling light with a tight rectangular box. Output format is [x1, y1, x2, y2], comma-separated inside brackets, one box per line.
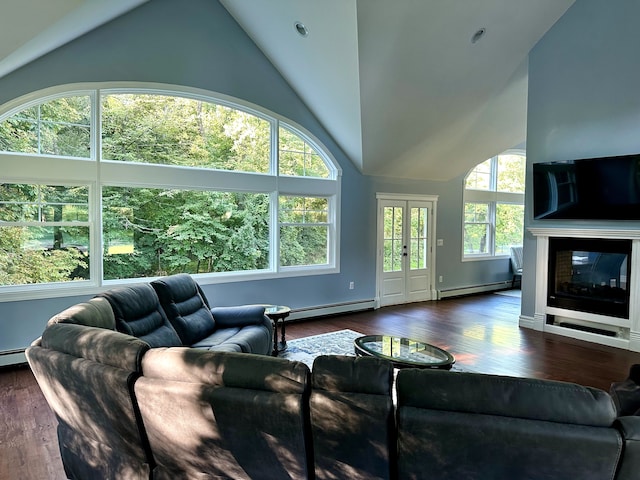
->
[471, 28, 486, 44]
[294, 21, 309, 38]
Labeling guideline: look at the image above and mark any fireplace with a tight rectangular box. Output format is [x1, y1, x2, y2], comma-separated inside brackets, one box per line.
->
[527, 228, 640, 352]
[547, 237, 631, 319]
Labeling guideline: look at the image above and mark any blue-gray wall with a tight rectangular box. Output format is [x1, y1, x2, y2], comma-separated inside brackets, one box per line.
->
[0, 0, 511, 354]
[524, 0, 640, 318]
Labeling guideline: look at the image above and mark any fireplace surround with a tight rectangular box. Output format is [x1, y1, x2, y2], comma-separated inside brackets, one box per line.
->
[528, 228, 640, 352]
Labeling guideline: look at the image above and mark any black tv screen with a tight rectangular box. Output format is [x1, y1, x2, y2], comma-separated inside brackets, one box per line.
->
[533, 154, 640, 220]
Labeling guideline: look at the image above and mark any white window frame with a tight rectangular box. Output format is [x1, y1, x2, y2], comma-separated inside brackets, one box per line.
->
[462, 151, 525, 261]
[0, 82, 342, 302]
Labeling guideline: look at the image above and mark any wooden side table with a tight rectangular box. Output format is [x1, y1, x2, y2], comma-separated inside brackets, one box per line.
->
[263, 305, 291, 356]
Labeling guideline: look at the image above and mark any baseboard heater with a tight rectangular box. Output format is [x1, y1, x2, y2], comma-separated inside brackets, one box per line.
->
[288, 299, 375, 321]
[557, 322, 617, 337]
[438, 281, 513, 300]
[0, 348, 27, 367]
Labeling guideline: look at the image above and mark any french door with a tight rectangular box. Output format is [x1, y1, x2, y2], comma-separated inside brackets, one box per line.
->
[377, 195, 437, 307]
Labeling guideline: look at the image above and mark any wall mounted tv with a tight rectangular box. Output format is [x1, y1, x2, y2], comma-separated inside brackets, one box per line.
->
[533, 154, 640, 220]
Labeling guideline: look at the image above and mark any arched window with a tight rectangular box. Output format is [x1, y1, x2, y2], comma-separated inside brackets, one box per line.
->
[0, 85, 340, 299]
[463, 152, 525, 259]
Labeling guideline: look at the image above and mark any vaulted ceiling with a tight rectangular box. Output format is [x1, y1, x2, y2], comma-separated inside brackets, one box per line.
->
[0, 0, 574, 181]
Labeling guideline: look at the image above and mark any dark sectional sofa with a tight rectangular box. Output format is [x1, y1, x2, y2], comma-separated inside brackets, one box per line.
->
[26, 274, 640, 479]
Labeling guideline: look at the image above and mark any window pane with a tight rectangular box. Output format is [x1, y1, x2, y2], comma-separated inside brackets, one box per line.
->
[410, 207, 428, 270]
[497, 154, 526, 193]
[465, 158, 492, 190]
[279, 195, 329, 267]
[464, 223, 490, 255]
[0, 226, 89, 285]
[279, 126, 330, 178]
[464, 202, 488, 223]
[102, 94, 270, 173]
[495, 203, 524, 255]
[0, 96, 91, 157]
[279, 196, 328, 224]
[0, 184, 89, 222]
[102, 187, 269, 279]
[383, 206, 403, 272]
[280, 225, 328, 266]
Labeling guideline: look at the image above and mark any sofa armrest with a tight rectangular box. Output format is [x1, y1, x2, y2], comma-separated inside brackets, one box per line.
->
[615, 416, 640, 480]
[210, 305, 269, 329]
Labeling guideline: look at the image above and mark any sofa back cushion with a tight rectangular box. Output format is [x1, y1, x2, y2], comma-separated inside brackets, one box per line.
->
[151, 273, 216, 345]
[136, 348, 312, 479]
[98, 284, 182, 347]
[47, 297, 116, 330]
[396, 369, 622, 480]
[310, 355, 395, 480]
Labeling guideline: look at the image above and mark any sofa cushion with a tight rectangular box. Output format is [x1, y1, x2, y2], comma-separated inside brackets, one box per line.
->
[396, 370, 622, 480]
[151, 273, 216, 345]
[136, 349, 312, 479]
[98, 284, 182, 348]
[311, 355, 395, 480]
[398, 369, 617, 426]
[190, 327, 240, 349]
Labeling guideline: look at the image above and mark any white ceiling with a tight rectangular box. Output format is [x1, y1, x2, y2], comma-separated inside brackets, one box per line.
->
[0, 0, 574, 181]
[220, 0, 575, 180]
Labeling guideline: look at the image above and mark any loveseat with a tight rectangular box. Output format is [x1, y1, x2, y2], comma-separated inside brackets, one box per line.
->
[50, 273, 274, 354]
[28, 314, 640, 480]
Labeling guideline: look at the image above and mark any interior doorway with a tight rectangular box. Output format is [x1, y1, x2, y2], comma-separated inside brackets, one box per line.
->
[376, 194, 438, 307]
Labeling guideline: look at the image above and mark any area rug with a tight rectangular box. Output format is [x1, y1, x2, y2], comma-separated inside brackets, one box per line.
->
[278, 329, 468, 372]
[278, 329, 360, 367]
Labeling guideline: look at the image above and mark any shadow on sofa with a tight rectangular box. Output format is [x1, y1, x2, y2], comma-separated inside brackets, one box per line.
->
[26, 285, 640, 479]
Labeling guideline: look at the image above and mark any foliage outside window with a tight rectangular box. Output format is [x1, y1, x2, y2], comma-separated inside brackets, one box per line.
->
[101, 94, 271, 173]
[103, 187, 269, 280]
[0, 86, 339, 294]
[279, 196, 329, 267]
[463, 153, 525, 258]
[0, 184, 90, 285]
[279, 126, 329, 178]
[382, 206, 403, 273]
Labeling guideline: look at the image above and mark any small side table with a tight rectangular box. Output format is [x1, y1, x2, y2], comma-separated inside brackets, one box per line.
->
[264, 305, 291, 356]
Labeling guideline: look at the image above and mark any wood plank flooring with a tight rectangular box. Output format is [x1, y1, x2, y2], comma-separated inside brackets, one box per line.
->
[2, 291, 640, 479]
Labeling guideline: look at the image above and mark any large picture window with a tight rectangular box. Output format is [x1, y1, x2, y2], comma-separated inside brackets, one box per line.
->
[463, 153, 525, 259]
[0, 84, 340, 299]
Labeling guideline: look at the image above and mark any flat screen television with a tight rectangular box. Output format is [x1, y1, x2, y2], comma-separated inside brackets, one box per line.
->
[533, 154, 640, 220]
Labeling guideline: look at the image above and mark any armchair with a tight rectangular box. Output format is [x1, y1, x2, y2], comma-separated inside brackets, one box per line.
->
[510, 245, 523, 288]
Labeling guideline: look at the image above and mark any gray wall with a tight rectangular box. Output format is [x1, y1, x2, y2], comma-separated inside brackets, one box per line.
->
[0, 0, 511, 354]
[524, 0, 640, 317]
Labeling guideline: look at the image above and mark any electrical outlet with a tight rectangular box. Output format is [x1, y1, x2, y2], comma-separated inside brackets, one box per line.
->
[349, 281, 355, 290]
[439, 275, 443, 283]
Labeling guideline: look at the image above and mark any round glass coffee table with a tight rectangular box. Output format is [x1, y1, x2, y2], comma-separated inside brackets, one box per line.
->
[354, 335, 455, 369]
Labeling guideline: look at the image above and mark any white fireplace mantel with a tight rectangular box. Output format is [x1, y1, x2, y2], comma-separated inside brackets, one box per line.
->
[527, 227, 640, 352]
[529, 227, 640, 239]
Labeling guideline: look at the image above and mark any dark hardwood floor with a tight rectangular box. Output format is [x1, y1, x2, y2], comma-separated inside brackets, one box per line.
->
[2, 291, 640, 479]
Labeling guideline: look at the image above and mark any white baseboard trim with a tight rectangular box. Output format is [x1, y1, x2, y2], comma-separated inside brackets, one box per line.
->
[288, 299, 376, 321]
[519, 315, 535, 329]
[0, 349, 27, 367]
[437, 281, 513, 299]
